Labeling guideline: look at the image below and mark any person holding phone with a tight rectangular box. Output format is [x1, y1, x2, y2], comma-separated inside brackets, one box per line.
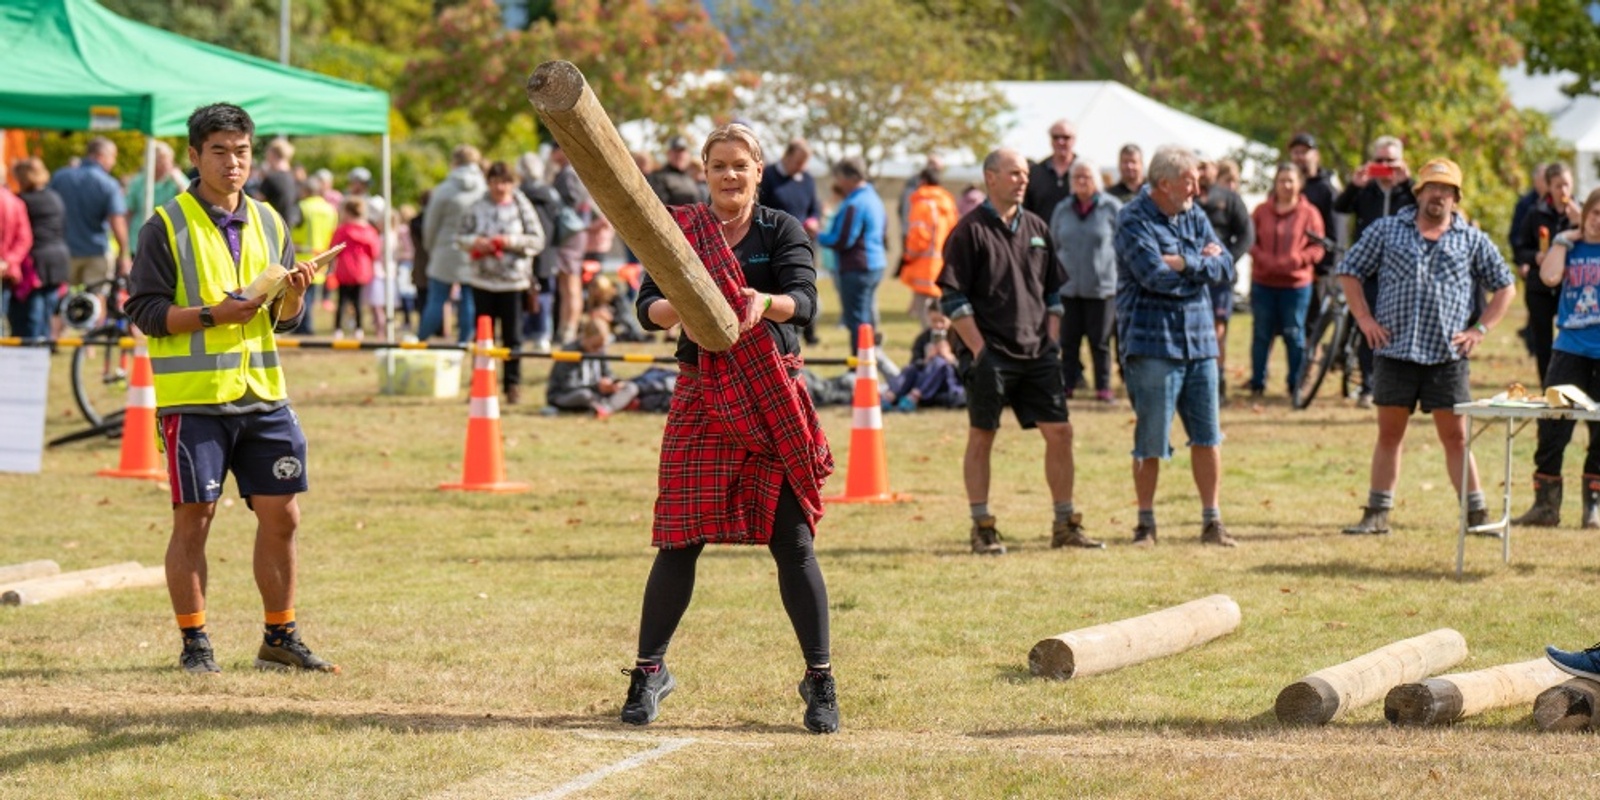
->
[1335, 135, 1417, 408]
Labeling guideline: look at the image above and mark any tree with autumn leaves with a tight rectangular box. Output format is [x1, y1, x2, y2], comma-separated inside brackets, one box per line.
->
[1132, 0, 1550, 238]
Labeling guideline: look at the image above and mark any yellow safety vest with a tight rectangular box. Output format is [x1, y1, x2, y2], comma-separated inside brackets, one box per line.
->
[148, 193, 288, 408]
[293, 195, 337, 286]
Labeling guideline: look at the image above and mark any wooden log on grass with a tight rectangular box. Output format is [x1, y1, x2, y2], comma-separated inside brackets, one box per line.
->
[0, 559, 59, 586]
[1, 562, 164, 606]
[525, 60, 739, 352]
[1534, 677, 1600, 732]
[1384, 658, 1567, 726]
[1275, 628, 1468, 726]
[1028, 594, 1241, 680]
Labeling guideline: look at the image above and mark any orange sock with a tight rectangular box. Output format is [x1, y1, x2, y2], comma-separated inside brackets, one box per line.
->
[176, 610, 205, 630]
[264, 608, 295, 626]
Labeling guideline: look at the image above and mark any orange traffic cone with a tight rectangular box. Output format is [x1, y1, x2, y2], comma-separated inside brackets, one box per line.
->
[440, 316, 529, 493]
[98, 345, 166, 481]
[825, 324, 909, 504]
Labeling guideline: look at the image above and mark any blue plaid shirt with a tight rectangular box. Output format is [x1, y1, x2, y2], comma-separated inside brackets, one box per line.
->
[1113, 189, 1235, 360]
[1336, 208, 1513, 365]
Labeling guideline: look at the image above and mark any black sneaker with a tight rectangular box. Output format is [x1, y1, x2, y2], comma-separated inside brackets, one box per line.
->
[255, 631, 341, 674]
[180, 635, 221, 675]
[620, 665, 675, 725]
[798, 669, 839, 734]
[1132, 524, 1158, 548]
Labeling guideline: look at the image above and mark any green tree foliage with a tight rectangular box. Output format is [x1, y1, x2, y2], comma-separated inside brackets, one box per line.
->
[402, 0, 735, 150]
[1517, 0, 1600, 96]
[1134, 0, 1539, 240]
[721, 0, 1010, 173]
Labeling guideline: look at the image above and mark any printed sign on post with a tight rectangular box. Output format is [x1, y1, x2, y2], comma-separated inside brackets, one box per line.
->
[0, 348, 50, 473]
[89, 105, 121, 131]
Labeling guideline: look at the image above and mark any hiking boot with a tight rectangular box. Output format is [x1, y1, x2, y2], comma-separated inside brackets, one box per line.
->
[255, 631, 341, 674]
[970, 516, 1006, 555]
[504, 384, 522, 405]
[180, 635, 221, 676]
[1200, 521, 1237, 547]
[1131, 524, 1157, 548]
[798, 669, 839, 734]
[1547, 643, 1600, 681]
[1511, 473, 1561, 527]
[1342, 506, 1391, 535]
[620, 664, 675, 725]
[1051, 513, 1104, 549]
[1584, 475, 1600, 529]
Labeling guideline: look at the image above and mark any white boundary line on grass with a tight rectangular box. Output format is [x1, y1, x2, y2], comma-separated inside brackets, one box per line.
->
[518, 737, 696, 800]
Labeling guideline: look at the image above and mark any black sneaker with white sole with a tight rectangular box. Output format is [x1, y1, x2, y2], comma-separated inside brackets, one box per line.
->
[798, 669, 839, 734]
[180, 635, 221, 675]
[620, 665, 675, 725]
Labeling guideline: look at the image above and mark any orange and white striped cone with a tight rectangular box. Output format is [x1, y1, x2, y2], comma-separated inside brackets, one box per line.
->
[97, 345, 166, 481]
[825, 323, 909, 504]
[440, 316, 529, 493]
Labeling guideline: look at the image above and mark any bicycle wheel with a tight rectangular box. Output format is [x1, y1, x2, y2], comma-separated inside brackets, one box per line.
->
[71, 324, 130, 427]
[1293, 308, 1342, 409]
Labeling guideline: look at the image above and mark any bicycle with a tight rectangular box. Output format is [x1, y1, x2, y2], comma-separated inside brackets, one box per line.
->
[64, 275, 133, 429]
[1293, 235, 1362, 410]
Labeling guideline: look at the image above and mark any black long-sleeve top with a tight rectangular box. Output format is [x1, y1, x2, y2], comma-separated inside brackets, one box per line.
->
[637, 205, 818, 364]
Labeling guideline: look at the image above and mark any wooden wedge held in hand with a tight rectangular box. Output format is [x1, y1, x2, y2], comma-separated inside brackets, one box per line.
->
[526, 60, 738, 352]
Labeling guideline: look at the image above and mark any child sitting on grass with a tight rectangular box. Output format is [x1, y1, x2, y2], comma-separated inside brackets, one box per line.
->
[546, 317, 640, 418]
[882, 311, 965, 411]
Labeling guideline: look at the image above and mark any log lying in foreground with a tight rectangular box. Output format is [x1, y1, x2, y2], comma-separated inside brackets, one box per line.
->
[1, 562, 165, 606]
[526, 60, 738, 352]
[1275, 628, 1468, 726]
[1534, 677, 1600, 732]
[1384, 658, 1566, 726]
[0, 559, 60, 587]
[1028, 594, 1241, 680]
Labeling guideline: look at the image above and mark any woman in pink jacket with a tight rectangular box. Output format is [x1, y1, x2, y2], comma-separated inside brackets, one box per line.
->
[1248, 163, 1325, 398]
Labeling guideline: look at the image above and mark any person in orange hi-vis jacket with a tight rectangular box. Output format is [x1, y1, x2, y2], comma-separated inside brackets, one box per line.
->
[899, 163, 958, 328]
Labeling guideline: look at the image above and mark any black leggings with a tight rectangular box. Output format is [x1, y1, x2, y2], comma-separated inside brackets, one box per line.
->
[1534, 350, 1600, 477]
[635, 482, 831, 667]
[335, 284, 364, 332]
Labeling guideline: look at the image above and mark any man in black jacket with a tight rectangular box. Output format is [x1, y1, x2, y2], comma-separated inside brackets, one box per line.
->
[1334, 135, 1416, 407]
[1290, 133, 1341, 332]
[1198, 158, 1252, 401]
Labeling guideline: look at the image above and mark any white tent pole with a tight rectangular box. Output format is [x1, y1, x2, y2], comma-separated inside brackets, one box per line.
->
[381, 132, 394, 342]
[142, 136, 156, 230]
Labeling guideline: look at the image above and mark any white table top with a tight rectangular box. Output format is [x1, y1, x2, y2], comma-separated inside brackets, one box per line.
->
[1454, 401, 1600, 421]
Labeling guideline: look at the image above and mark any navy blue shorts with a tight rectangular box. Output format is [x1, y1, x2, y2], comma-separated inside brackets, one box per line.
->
[161, 406, 309, 505]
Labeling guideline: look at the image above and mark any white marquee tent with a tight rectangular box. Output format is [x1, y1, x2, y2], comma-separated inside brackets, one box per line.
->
[1503, 65, 1600, 188]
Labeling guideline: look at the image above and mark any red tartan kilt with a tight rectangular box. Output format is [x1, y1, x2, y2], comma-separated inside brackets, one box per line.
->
[653, 369, 762, 547]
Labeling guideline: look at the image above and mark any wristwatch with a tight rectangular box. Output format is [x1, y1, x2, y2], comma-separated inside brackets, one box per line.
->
[199, 306, 216, 328]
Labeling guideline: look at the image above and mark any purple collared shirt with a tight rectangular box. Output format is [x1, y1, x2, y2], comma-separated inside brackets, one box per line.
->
[207, 201, 248, 266]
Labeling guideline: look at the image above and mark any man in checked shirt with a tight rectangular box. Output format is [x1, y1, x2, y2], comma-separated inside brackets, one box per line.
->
[1335, 158, 1516, 535]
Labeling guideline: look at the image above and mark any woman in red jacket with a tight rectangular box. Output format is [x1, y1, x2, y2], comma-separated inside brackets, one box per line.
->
[1248, 163, 1325, 398]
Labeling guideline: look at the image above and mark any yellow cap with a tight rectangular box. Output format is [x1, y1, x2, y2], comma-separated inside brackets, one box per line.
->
[1414, 158, 1463, 193]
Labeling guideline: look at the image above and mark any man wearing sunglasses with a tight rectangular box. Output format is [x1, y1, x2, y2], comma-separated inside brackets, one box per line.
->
[1022, 119, 1080, 223]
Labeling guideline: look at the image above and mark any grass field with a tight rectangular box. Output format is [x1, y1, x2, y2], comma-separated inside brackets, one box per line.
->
[3, 280, 1598, 799]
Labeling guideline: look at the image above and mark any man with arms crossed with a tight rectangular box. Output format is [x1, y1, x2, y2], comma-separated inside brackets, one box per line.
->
[126, 103, 336, 675]
[939, 148, 1099, 555]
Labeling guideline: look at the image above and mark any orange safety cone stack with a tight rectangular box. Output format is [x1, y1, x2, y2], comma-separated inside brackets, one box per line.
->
[440, 316, 529, 493]
[98, 344, 166, 481]
[825, 324, 909, 504]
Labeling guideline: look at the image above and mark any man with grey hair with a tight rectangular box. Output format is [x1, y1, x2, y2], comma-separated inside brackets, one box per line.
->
[1023, 119, 1078, 221]
[1113, 145, 1237, 547]
[1336, 135, 1416, 408]
[939, 147, 1098, 555]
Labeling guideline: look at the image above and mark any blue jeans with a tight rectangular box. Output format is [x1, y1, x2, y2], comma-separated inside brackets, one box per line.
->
[6, 283, 58, 339]
[522, 289, 554, 344]
[1123, 355, 1222, 460]
[1249, 283, 1312, 393]
[418, 278, 475, 344]
[835, 269, 883, 340]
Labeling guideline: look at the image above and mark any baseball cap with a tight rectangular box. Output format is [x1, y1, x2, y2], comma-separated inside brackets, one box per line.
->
[347, 166, 372, 184]
[1289, 132, 1316, 150]
[1414, 158, 1463, 193]
[666, 136, 689, 151]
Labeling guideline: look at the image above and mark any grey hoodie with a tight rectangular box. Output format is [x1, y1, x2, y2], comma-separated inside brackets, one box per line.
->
[422, 164, 487, 284]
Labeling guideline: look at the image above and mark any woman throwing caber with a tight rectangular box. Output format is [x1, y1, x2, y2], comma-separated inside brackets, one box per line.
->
[624, 124, 838, 734]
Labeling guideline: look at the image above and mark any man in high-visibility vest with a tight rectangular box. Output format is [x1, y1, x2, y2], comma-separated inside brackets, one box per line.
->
[125, 103, 335, 676]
